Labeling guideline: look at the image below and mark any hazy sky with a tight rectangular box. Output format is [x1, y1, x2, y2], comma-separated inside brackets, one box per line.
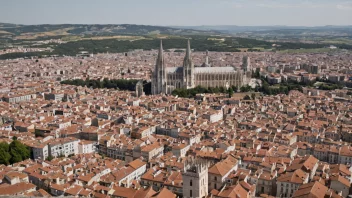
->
[1, 0, 352, 26]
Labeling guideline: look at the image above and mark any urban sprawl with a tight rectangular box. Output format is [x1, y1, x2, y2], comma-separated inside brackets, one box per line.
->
[0, 46, 351, 198]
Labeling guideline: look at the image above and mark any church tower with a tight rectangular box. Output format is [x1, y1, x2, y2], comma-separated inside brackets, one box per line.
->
[183, 40, 195, 89]
[135, 80, 144, 97]
[201, 50, 211, 67]
[152, 40, 167, 95]
[182, 157, 209, 198]
[242, 56, 252, 84]
[242, 56, 252, 72]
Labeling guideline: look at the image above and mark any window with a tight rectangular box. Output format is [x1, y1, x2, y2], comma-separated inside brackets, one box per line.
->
[190, 190, 192, 197]
[190, 179, 192, 186]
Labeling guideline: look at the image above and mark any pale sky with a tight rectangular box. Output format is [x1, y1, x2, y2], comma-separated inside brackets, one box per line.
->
[1, 0, 352, 26]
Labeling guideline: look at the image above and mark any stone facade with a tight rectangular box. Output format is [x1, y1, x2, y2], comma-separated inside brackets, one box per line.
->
[182, 158, 208, 198]
[152, 40, 248, 95]
[135, 80, 144, 97]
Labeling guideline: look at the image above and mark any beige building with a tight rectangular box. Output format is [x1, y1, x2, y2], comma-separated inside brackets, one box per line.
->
[182, 158, 209, 198]
[256, 171, 277, 196]
[208, 156, 239, 191]
[276, 169, 309, 198]
[338, 145, 352, 164]
[134, 142, 164, 161]
[330, 175, 350, 197]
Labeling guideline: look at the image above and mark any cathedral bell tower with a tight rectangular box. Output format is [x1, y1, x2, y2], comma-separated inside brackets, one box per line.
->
[183, 40, 195, 89]
[182, 157, 209, 198]
[152, 40, 167, 95]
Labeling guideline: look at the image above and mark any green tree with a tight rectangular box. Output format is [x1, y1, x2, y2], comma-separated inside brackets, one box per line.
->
[240, 85, 252, 93]
[9, 140, 30, 164]
[243, 95, 251, 100]
[231, 86, 238, 92]
[213, 87, 220, 93]
[251, 93, 256, 100]
[219, 87, 226, 93]
[46, 155, 54, 161]
[0, 142, 9, 151]
[0, 142, 11, 165]
[0, 148, 11, 165]
[228, 87, 234, 98]
[10, 152, 22, 164]
[255, 68, 260, 78]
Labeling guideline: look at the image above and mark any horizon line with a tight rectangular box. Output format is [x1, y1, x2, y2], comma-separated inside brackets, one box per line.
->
[1, 22, 352, 28]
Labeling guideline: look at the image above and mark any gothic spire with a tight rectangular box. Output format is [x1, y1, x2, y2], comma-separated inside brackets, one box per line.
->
[185, 39, 191, 60]
[157, 40, 163, 61]
[205, 50, 209, 65]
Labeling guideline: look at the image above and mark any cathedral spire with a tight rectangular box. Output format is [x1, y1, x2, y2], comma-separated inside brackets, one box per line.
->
[183, 39, 195, 89]
[158, 40, 163, 61]
[205, 50, 209, 65]
[185, 39, 191, 60]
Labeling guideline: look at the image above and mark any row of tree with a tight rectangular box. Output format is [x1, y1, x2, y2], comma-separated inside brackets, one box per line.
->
[61, 76, 347, 99]
[61, 78, 152, 95]
[0, 139, 30, 165]
[243, 94, 257, 100]
[318, 83, 344, 90]
[172, 85, 242, 98]
[257, 77, 303, 95]
[171, 79, 305, 98]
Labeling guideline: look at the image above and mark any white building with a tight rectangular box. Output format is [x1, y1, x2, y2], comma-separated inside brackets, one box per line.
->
[128, 159, 147, 180]
[78, 140, 95, 154]
[25, 141, 49, 160]
[203, 110, 223, 123]
[172, 143, 190, 158]
[44, 92, 65, 101]
[48, 137, 79, 157]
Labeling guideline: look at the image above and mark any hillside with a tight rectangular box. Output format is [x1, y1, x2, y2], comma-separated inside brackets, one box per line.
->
[1, 23, 352, 60]
[173, 25, 352, 45]
[0, 23, 220, 38]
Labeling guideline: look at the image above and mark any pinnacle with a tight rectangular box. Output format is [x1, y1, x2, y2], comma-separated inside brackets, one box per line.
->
[160, 40, 163, 52]
[186, 39, 191, 58]
[158, 39, 163, 61]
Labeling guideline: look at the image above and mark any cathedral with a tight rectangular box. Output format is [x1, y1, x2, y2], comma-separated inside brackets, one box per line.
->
[151, 40, 250, 95]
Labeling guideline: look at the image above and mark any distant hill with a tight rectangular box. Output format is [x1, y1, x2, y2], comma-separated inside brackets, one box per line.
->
[0, 23, 23, 28]
[0, 23, 220, 37]
[171, 25, 352, 33]
[1, 23, 352, 60]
